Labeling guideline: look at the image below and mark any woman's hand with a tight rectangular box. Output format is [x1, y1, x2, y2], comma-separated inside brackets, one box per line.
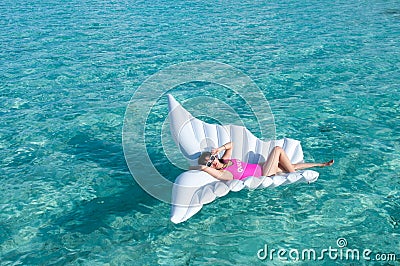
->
[211, 147, 223, 155]
[211, 142, 232, 155]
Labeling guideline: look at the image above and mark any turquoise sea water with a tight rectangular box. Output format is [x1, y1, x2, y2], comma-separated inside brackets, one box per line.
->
[1, 0, 399, 265]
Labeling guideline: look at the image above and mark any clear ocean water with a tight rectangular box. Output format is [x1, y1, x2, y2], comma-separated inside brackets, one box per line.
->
[1, 0, 399, 265]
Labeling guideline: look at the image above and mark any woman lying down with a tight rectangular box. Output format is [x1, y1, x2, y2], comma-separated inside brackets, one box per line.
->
[190, 142, 334, 181]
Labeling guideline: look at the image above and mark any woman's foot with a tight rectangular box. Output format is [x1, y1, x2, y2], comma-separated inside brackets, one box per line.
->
[323, 159, 334, 167]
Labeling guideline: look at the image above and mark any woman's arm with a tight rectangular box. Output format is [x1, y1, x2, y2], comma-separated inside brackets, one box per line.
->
[203, 167, 233, 181]
[190, 164, 233, 181]
[212, 142, 233, 160]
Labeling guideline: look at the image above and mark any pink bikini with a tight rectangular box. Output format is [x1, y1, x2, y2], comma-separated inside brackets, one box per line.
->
[224, 159, 262, 180]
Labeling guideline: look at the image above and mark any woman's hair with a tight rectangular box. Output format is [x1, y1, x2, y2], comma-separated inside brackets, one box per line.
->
[198, 152, 212, 165]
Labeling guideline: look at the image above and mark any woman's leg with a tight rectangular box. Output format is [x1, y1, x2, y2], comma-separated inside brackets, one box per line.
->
[293, 160, 334, 170]
[262, 146, 296, 176]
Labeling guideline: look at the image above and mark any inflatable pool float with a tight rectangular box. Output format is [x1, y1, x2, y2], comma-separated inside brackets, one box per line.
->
[167, 94, 319, 224]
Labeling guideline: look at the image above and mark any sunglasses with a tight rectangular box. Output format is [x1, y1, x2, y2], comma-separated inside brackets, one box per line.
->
[206, 154, 218, 167]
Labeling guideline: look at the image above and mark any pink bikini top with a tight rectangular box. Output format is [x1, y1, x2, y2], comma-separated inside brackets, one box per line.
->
[224, 159, 262, 180]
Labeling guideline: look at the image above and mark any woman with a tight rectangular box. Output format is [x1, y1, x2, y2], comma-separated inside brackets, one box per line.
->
[191, 142, 334, 181]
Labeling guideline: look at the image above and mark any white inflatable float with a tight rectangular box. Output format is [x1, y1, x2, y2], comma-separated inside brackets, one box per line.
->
[167, 94, 319, 224]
